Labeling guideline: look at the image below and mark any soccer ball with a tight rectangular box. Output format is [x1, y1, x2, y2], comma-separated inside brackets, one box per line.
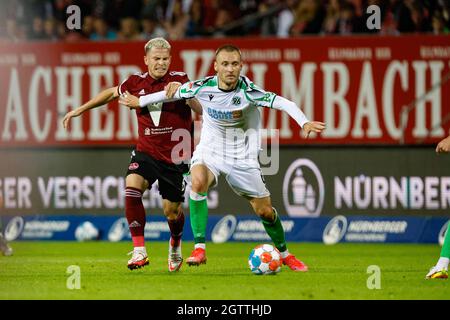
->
[248, 244, 282, 275]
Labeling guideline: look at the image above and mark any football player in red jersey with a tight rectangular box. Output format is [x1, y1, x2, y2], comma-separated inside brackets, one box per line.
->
[62, 38, 202, 272]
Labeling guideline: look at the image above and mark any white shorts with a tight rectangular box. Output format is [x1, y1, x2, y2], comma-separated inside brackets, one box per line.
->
[190, 146, 270, 199]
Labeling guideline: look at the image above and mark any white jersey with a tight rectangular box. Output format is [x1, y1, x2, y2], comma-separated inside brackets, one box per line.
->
[137, 74, 310, 198]
[174, 75, 276, 163]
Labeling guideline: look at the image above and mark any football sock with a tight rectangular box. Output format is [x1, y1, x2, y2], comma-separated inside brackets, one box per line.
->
[261, 208, 287, 253]
[125, 187, 146, 248]
[168, 207, 185, 247]
[436, 257, 449, 270]
[280, 250, 290, 259]
[134, 246, 147, 255]
[194, 243, 206, 250]
[189, 191, 208, 244]
[439, 222, 450, 260]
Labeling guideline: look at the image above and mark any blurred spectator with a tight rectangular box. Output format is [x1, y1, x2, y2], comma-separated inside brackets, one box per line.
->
[29, 17, 47, 40]
[163, 0, 189, 39]
[43, 18, 60, 40]
[258, 0, 280, 36]
[82, 15, 95, 38]
[211, 2, 242, 37]
[396, 0, 430, 33]
[431, 11, 449, 34]
[213, 9, 235, 37]
[4, 18, 26, 42]
[277, 0, 299, 37]
[185, 0, 207, 37]
[117, 17, 140, 41]
[55, 19, 67, 39]
[290, 0, 326, 35]
[334, 1, 364, 34]
[202, 0, 220, 30]
[1, 0, 448, 42]
[165, 0, 194, 20]
[141, 0, 165, 21]
[91, 17, 118, 40]
[321, 0, 340, 34]
[140, 16, 168, 39]
[117, 0, 143, 20]
[64, 30, 86, 42]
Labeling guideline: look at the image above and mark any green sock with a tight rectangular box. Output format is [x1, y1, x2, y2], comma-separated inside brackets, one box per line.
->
[261, 208, 287, 253]
[440, 222, 450, 259]
[189, 191, 208, 244]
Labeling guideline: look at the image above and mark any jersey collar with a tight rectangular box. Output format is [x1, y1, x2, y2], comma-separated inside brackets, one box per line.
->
[148, 71, 169, 84]
[217, 75, 240, 92]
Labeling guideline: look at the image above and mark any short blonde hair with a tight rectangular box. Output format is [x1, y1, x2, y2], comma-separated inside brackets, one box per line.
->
[144, 37, 171, 54]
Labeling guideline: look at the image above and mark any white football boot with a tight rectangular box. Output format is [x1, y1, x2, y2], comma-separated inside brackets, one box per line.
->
[127, 248, 149, 270]
[0, 233, 13, 256]
[168, 238, 183, 272]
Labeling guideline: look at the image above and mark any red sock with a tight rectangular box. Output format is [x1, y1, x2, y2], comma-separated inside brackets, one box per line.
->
[168, 207, 184, 247]
[125, 187, 146, 247]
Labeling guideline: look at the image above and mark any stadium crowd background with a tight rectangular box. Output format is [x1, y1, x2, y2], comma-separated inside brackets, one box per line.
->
[0, 0, 449, 42]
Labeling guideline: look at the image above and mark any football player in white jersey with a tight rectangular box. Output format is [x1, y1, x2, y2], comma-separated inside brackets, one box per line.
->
[120, 44, 325, 271]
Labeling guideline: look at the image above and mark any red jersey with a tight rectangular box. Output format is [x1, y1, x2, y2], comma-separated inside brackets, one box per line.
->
[118, 71, 192, 164]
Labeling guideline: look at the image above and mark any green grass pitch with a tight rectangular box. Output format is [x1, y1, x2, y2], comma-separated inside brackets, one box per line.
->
[0, 241, 448, 300]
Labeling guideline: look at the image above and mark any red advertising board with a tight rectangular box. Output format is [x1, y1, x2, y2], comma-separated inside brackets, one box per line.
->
[0, 35, 449, 147]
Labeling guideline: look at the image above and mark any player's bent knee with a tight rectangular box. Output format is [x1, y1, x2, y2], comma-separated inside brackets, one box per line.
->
[126, 174, 147, 191]
[164, 209, 179, 220]
[191, 177, 208, 193]
[163, 202, 182, 220]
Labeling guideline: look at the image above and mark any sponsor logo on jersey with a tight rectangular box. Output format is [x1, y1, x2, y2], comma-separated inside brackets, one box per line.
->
[138, 89, 145, 95]
[232, 110, 242, 118]
[283, 158, 325, 217]
[144, 128, 151, 135]
[129, 162, 139, 170]
[207, 108, 242, 120]
[209, 94, 214, 101]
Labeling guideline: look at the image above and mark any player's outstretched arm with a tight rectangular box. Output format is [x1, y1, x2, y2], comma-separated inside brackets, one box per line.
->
[62, 86, 119, 130]
[436, 134, 450, 153]
[119, 82, 195, 110]
[119, 89, 182, 109]
[271, 96, 325, 138]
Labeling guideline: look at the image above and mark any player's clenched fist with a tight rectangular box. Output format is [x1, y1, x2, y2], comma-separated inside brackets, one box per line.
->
[436, 135, 450, 154]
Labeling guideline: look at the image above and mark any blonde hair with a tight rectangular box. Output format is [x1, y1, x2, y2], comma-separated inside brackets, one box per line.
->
[144, 37, 171, 54]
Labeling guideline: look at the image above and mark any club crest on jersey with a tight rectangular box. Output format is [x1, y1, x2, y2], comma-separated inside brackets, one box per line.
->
[129, 162, 139, 170]
[145, 128, 151, 135]
[232, 97, 241, 105]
